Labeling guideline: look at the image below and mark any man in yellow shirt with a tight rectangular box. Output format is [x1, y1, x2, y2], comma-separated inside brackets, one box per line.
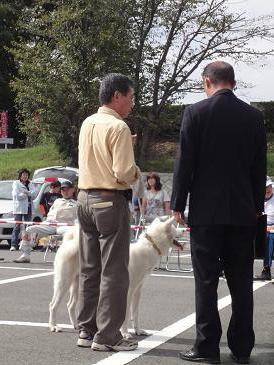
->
[77, 73, 140, 351]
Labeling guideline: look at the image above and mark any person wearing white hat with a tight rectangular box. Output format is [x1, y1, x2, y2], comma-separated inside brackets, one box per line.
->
[255, 177, 274, 280]
[13, 181, 77, 263]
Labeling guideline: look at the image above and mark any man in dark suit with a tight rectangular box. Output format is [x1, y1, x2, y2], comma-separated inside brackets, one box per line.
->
[171, 61, 266, 364]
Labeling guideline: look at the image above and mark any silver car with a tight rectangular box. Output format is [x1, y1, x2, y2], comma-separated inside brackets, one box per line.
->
[0, 177, 71, 246]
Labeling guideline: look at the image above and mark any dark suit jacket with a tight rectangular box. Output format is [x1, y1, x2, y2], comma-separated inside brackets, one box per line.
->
[171, 89, 267, 226]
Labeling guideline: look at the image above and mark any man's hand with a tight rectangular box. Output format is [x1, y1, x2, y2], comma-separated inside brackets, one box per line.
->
[267, 225, 274, 232]
[131, 134, 137, 146]
[173, 211, 186, 225]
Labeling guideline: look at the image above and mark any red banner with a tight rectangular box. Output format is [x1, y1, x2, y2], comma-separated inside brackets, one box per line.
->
[0, 111, 8, 138]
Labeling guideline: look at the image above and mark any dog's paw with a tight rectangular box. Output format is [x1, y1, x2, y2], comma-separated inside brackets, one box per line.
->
[122, 332, 134, 339]
[49, 325, 62, 333]
[135, 329, 149, 336]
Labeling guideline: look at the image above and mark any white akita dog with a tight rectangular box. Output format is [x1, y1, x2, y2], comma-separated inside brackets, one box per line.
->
[49, 226, 80, 332]
[49, 217, 183, 335]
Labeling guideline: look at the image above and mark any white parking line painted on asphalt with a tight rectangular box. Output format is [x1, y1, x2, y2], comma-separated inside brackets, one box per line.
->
[0, 320, 73, 328]
[151, 273, 195, 279]
[0, 266, 52, 271]
[91, 281, 268, 365]
[151, 273, 228, 281]
[0, 271, 53, 285]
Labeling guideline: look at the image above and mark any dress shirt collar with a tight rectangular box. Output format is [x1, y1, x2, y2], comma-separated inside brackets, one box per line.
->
[98, 105, 123, 120]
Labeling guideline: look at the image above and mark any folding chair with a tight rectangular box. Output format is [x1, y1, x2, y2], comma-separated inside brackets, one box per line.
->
[162, 226, 193, 273]
[43, 234, 63, 262]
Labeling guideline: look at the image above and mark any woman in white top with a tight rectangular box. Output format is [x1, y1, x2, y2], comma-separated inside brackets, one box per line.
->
[10, 168, 34, 250]
[142, 172, 170, 222]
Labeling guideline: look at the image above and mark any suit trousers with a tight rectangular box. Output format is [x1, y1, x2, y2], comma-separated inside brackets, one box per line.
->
[190, 225, 256, 358]
[77, 189, 130, 345]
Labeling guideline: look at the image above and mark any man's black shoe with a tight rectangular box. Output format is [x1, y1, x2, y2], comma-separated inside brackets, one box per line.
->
[179, 348, 221, 364]
[230, 353, 250, 364]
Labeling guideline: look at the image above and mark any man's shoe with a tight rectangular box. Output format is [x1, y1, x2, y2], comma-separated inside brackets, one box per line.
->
[77, 331, 93, 347]
[230, 353, 250, 364]
[254, 267, 271, 280]
[10, 246, 16, 251]
[91, 342, 111, 351]
[92, 338, 138, 352]
[179, 348, 221, 364]
[13, 255, 30, 263]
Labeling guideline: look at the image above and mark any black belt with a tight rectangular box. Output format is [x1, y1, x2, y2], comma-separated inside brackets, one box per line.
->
[81, 188, 132, 201]
[82, 188, 121, 193]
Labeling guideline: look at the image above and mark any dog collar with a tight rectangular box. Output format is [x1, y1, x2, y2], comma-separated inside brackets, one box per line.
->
[144, 233, 162, 256]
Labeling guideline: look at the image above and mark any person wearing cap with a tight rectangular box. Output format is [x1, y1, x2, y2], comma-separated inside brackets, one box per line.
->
[39, 180, 62, 216]
[13, 181, 77, 263]
[255, 177, 274, 280]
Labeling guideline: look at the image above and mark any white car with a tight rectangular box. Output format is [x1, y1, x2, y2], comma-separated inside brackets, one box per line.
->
[0, 177, 71, 247]
[33, 166, 78, 184]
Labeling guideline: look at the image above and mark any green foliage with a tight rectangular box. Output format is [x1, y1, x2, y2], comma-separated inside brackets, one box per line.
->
[12, 0, 134, 163]
[10, 0, 274, 167]
[143, 157, 175, 173]
[0, 0, 31, 145]
[146, 150, 274, 174]
[251, 101, 274, 133]
[0, 143, 68, 179]
[1, 142, 274, 177]
[267, 151, 274, 177]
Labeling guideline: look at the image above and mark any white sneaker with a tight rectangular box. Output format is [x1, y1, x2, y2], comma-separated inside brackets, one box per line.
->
[13, 255, 30, 263]
[92, 338, 138, 352]
[77, 331, 93, 347]
[10, 246, 16, 251]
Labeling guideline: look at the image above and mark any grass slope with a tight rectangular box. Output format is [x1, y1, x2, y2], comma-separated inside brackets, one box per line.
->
[0, 143, 273, 178]
[0, 144, 68, 180]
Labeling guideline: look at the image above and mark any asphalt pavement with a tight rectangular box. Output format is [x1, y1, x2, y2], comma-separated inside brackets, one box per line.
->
[0, 246, 273, 365]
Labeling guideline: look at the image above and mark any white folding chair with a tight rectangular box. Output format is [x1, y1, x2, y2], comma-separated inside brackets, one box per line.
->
[162, 225, 193, 273]
[43, 234, 63, 262]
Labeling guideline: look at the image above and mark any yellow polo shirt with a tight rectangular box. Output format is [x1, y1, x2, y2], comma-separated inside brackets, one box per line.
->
[78, 106, 140, 190]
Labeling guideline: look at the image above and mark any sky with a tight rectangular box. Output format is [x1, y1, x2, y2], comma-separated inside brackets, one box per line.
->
[183, 0, 274, 104]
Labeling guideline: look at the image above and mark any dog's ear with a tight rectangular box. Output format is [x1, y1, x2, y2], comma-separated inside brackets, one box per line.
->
[151, 217, 161, 226]
[164, 216, 175, 230]
[165, 217, 175, 232]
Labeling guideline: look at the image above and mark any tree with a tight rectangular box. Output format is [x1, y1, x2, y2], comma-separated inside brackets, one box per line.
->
[12, 0, 274, 166]
[0, 0, 32, 146]
[129, 0, 274, 165]
[12, 0, 134, 163]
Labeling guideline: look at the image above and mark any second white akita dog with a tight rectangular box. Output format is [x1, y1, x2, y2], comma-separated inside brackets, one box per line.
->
[49, 217, 183, 335]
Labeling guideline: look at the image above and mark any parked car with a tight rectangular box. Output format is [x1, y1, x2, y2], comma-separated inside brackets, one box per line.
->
[33, 166, 78, 184]
[0, 177, 71, 247]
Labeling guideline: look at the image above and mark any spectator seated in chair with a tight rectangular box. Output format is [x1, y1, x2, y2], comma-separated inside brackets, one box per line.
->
[255, 177, 274, 281]
[14, 181, 77, 263]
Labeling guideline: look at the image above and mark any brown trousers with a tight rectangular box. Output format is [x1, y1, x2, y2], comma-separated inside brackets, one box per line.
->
[77, 189, 130, 345]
